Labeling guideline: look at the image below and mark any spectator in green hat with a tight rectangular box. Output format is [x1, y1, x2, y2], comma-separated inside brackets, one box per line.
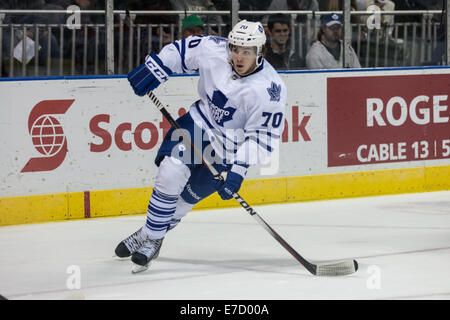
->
[182, 14, 204, 38]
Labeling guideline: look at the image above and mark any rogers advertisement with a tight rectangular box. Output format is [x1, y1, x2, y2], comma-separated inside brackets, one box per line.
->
[327, 74, 450, 167]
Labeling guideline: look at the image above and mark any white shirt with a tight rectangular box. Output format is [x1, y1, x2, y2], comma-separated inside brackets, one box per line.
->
[157, 35, 287, 177]
[306, 40, 361, 69]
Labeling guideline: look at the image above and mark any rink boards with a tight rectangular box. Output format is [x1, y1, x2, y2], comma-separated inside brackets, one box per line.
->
[1, 67, 449, 226]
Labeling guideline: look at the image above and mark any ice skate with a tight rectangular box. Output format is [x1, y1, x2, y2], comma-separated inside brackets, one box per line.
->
[131, 237, 164, 274]
[114, 227, 145, 258]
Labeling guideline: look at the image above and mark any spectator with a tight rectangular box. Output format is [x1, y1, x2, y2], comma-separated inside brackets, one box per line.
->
[152, 26, 174, 52]
[297, 0, 319, 10]
[265, 13, 305, 70]
[64, 0, 107, 74]
[2, 0, 66, 24]
[320, 0, 358, 11]
[169, 0, 223, 34]
[0, 0, 30, 10]
[239, 0, 272, 11]
[211, 0, 231, 35]
[6, 1, 62, 57]
[46, 0, 72, 6]
[36, 0, 66, 25]
[266, 0, 318, 11]
[319, 0, 340, 11]
[116, 0, 175, 61]
[0, 0, 65, 76]
[181, 14, 204, 38]
[264, 0, 319, 24]
[412, 0, 443, 10]
[239, 0, 272, 22]
[355, 0, 366, 10]
[16, 15, 60, 72]
[414, 0, 443, 22]
[390, 0, 424, 23]
[305, 13, 361, 69]
[73, 0, 101, 24]
[430, 6, 446, 65]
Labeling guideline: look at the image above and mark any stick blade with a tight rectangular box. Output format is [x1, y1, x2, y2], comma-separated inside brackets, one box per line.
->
[315, 260, 358, 276]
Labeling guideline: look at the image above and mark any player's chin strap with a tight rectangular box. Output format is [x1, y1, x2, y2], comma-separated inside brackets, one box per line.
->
[147, 91, 358, 277]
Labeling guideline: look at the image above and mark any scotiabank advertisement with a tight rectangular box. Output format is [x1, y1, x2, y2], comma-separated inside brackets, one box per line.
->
[0, 75, 316, 198]
[1, 69, 449, 199]
[327, 74, 450, 167]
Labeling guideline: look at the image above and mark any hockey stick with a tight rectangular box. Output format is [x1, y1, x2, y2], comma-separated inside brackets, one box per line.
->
[148, 91, 358, 276]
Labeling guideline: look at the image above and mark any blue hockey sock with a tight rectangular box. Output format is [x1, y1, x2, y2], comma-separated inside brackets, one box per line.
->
[144, 188, 178, 239]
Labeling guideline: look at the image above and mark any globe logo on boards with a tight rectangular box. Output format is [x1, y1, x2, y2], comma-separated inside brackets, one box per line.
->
[21, 99, 75, 173]
[30, 115, 66, 157]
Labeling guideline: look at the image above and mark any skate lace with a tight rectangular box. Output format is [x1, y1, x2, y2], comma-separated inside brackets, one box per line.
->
[138, 238, 163, 258]
[124, 228, 144, 252]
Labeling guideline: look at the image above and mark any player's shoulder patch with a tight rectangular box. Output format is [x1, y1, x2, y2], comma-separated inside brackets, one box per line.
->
[266, 81, 282, 102]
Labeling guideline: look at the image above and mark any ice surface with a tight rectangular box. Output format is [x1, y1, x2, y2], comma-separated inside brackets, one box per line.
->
[0, 191, 449, 300]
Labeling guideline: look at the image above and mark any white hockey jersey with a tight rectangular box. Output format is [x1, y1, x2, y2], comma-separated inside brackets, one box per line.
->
[157, 35, 287, 177]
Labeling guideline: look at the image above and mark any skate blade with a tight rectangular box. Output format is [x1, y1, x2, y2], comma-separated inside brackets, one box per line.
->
[131, 262, 151, 274]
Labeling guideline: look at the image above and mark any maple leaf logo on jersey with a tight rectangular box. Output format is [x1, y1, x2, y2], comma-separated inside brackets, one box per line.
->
[207, 90, 237, 126]
[267, 82, 281, 102]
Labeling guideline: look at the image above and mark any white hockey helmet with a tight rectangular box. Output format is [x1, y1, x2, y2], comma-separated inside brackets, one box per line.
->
[228, 20, 266, 67]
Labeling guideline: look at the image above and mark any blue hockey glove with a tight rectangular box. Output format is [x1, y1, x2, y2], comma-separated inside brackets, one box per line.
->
[127, 53, 173, 96]
[217, 171, 244, 200]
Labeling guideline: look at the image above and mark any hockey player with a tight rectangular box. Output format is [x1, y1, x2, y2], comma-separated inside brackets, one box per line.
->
[115, 20, 287, 273]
